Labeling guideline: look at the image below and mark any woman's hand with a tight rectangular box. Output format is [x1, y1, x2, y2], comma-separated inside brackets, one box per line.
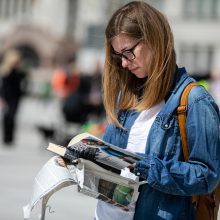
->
[56, 157, 68, 167]
[69, 146, 99, 161]
[56, 156, 78, 167]
[132, 158, 151, 179]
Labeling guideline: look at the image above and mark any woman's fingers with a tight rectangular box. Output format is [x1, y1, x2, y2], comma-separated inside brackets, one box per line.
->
[56, 157, 67, 167]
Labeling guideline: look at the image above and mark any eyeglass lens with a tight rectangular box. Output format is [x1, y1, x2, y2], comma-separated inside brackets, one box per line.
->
[111, 40, 140, 64]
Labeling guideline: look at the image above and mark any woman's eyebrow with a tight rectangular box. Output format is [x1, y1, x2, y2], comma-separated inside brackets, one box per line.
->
[121, 46, 129, 52]
[114, 45, 130, 54]
[121, 41, 139, 52]
[112, 47, 126, 54]
[112, 42, 134, 54]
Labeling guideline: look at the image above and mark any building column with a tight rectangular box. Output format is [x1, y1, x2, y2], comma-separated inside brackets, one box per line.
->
[0, 0, 7, 18]
[212, 49, 220, 78]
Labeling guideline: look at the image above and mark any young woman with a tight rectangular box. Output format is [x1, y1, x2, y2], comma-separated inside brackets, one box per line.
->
[94, 1, 220, 220]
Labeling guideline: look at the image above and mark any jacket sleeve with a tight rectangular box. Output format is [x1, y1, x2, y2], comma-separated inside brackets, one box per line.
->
[134, 91, 220, 196]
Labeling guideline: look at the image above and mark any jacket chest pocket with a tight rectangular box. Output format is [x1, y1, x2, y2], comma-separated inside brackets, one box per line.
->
[148, 115, 180, 158]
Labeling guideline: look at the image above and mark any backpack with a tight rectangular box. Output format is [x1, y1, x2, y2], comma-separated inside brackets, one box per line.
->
[177, 82, 220, 220]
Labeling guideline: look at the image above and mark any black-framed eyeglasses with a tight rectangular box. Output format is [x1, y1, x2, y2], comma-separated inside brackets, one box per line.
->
[111, 40, 141, 64]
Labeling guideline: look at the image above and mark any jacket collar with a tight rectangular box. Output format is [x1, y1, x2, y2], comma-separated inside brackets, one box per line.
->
[159, 67, 196, 115]
[172, 67, 189, 94]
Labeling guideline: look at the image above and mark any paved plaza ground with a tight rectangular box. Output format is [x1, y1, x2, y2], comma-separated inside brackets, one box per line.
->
[0, 96, 97, 220]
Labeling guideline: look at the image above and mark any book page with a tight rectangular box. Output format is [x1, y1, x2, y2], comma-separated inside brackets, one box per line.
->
[77, 159, 145, 211]
[68, 132, 92, 145]
[67, 134, 144, 172]
[23, 155, 146, 219]
[23, 156, 78, 220]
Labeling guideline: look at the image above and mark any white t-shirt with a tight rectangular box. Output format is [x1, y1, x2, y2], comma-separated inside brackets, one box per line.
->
[95, 101, 165, 220]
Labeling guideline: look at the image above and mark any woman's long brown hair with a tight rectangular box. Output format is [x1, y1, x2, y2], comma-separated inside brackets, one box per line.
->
[103, 1, 176, 128]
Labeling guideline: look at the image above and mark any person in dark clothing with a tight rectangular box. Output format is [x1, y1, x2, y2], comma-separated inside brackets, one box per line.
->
[62, 72, 104, 124]
[0, 49, 27, 145]
[61, 73, 91, 124]
[85, 61, 104, 119]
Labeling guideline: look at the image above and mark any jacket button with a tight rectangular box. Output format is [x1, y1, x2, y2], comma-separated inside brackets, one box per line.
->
[136, 172, 141, 176]
[164, 124, 169, 128]
[120, 116, 124, 122]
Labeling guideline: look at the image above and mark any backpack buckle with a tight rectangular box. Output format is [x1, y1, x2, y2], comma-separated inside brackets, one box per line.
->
[177, 105, 187, 114]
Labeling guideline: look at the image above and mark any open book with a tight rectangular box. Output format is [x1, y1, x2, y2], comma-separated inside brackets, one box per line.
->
[23, 133, 146, 219]
[47, 132, 144, 174]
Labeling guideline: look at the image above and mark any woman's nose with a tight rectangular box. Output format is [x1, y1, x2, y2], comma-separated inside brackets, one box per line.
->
[121, 57, 130, 68]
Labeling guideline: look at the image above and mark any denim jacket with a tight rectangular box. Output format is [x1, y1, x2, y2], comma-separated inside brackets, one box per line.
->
[102, 67, 220, 220]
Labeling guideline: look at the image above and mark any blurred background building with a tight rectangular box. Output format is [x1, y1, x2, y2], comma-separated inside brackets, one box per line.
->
[0, 1, 220, 219]
[0, 0, 220, 95]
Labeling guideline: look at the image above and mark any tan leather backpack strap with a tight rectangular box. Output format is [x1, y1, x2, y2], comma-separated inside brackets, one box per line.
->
[177, 82, 198, 161]
[177, 82, 199, 205]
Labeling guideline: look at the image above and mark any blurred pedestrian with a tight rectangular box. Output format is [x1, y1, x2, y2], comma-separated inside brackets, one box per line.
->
[51, 64, 80, 98]
[0, 49, 27, 145]
[86, 61, 104, 119]
[51, 62, 89, 124]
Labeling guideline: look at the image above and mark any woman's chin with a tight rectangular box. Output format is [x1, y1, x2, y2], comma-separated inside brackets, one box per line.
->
[132, 71, 147, 79]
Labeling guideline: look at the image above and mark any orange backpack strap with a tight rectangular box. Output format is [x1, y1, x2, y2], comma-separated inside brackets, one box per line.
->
[177, 82, 198, 161]
[177, 82, 199, 205]
[177, 82, 220, 220]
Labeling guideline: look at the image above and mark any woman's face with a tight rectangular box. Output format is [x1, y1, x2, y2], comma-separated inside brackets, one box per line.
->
[111, 34, 152, 78]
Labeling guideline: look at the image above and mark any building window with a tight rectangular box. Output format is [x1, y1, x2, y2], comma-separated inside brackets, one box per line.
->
[0, 0, 33, 19]
[104, 0, 164, 22]
[183, 0, 220, 20]
[85, 25, 105, 49]
[66, 0, 78, 38]
[146, 0, 164, 11]
[179, 44, 213, 78]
